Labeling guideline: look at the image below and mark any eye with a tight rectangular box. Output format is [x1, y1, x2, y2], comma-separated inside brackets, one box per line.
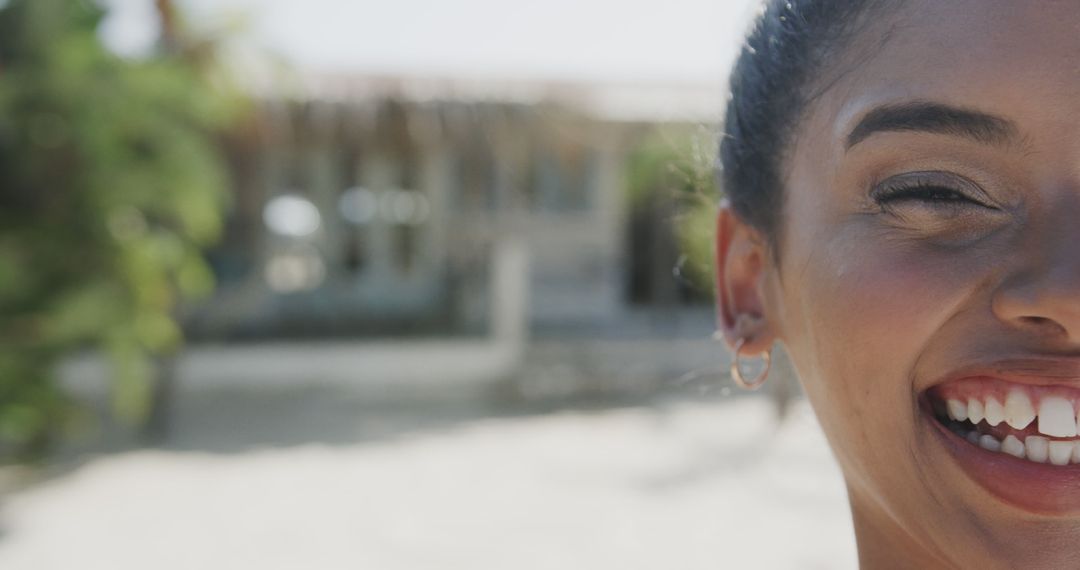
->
[870, 172, 998, 213]
[867, 171, 1011, 244]
[874, 183, 984, 206]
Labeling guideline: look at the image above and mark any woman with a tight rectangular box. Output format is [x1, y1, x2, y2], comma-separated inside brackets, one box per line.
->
[715, 0, 1080, 567]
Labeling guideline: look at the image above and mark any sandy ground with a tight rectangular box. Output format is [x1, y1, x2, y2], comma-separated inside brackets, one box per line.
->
[0, 397, 855, 570]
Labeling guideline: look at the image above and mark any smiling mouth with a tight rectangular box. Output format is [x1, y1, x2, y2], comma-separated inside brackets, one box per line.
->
[919, 369, 1080, 514]
[927, 380, 1080, 466]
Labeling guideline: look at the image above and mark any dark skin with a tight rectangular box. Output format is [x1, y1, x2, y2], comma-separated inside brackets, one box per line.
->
[717, 1, 1080, 568]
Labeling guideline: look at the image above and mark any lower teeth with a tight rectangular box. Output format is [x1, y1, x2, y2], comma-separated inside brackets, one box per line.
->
[951, 424, 1080, 465]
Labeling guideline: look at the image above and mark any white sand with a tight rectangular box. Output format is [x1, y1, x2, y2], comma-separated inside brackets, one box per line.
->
[0, 398, 854, 570]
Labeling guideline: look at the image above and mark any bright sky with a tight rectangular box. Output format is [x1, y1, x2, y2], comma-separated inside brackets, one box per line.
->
[101, 0, 761, 85]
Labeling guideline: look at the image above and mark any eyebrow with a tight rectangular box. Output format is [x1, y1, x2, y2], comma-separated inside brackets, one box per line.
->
[846, 101, 1018, 150]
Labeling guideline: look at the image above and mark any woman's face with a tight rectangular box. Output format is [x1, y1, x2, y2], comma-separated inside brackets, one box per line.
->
[738, 1, 1080, 566]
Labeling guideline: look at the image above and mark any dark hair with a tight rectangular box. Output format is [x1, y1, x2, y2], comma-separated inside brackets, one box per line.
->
[719, 0, 895, 245]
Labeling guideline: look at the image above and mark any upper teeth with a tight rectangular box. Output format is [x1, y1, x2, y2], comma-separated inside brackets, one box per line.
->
[1004, 390, 1036, 430]
[946, 390, 1079, 438]
[947, 399, 968, 422]
[984, 397, 1004, 426]
[1039, 396, 1078, 438]
[968, 398, 985, 424]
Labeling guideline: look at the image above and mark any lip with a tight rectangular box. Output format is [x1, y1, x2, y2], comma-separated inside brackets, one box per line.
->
[927, 413, 1080, 514]
[927, 357, 1080, 390]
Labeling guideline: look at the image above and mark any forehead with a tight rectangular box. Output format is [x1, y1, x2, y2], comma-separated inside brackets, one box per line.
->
[816, 0, 1080, 145]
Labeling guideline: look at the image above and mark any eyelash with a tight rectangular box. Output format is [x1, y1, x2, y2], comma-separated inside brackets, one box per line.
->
[872, 180, 993, 210]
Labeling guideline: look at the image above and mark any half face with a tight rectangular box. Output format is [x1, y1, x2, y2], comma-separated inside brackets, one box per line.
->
[760, 0, 1080, 566]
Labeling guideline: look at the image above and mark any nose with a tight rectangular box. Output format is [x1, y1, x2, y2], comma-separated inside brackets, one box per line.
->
[992, 217, 1080, 344]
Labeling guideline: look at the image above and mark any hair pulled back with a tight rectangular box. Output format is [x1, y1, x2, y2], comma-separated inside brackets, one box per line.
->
[720, 0, 894, 243]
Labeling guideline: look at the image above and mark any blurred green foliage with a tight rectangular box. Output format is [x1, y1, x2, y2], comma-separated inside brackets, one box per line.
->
[0, 0, 238, 458]
[625, 127, 720, 297]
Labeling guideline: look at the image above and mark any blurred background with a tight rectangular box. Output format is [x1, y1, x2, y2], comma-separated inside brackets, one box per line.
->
[0, 0, 854, 568]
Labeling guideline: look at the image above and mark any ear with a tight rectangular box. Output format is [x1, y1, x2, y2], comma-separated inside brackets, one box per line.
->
[714, 200, 776, 354]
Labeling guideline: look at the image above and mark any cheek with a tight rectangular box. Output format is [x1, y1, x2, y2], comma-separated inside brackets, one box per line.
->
[806, 236, 970, 366]
[777, 226, 992, 476]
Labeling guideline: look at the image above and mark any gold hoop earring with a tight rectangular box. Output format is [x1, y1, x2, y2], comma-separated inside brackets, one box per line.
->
[730, 338, 771, 390]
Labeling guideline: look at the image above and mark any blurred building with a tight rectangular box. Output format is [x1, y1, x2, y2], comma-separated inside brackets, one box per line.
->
[186, 74, 722, 344]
